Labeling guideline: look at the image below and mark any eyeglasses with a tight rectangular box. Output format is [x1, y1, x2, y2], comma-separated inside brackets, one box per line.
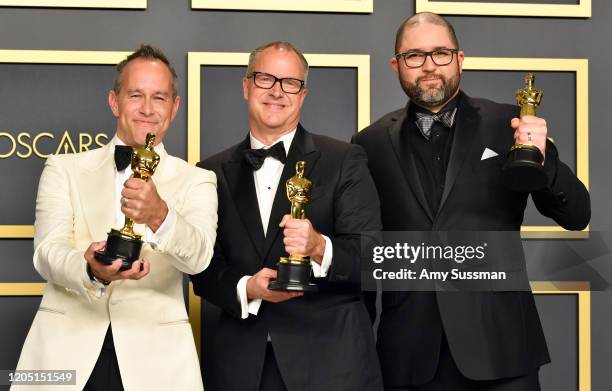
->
[395, 48, 458, 68]
[247, 72, 305, 94]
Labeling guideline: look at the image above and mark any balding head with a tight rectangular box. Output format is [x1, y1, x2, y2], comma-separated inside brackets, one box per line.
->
[394, 12, 459, 54]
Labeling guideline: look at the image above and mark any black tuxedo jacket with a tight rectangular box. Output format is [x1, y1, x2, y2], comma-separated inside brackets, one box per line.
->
[191, 125, 383, 391]
[352, 92, 590, 386]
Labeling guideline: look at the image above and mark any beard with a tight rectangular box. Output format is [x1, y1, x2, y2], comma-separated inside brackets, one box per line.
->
[401, 69, 460, 109]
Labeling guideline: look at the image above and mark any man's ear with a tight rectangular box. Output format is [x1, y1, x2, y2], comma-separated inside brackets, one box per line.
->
[108, 90, 119, 117]
[457, 50, 465, 74]
[390, 56, 400, 76]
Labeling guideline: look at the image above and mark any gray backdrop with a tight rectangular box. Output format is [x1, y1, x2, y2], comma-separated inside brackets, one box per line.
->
[0, 1, 610, 390]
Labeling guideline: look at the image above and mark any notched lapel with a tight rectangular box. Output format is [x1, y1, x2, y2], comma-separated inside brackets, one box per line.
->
[263, 126, 321, 261]
[223, 142, 266, 259]
[438, 97, 481, 214]
[388, 112, 434, 222]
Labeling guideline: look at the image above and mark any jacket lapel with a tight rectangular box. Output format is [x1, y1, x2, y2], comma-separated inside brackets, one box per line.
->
[387, 108, 434, 222]
[262, 125, 321, 261]
[223, 135, 266, 259]
[438, 93, 481, 215]
[76, 143, 116, 241]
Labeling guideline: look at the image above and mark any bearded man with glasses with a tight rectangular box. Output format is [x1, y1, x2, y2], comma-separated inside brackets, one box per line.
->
[190, 41, 383, 391]
[353, 12, 590, 391]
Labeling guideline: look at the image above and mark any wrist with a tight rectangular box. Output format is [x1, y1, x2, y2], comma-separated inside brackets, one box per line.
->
[246, 276, 255, 300]
[312, 233, 326, 264]
[149, 200, 168, 232]
[87, 263, 110, 285]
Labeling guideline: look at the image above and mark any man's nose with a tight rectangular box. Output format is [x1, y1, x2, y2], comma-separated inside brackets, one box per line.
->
[421, 54, 437, 72]
[269, 80, 284, 97]
[140, 97, 154, 115]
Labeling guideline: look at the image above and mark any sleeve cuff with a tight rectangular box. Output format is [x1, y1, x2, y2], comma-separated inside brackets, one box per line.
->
[145, 205, 176, 250]
[237, 275, 262, 319]
[83, 262, 106, 299]
[311, 235, 333, 278]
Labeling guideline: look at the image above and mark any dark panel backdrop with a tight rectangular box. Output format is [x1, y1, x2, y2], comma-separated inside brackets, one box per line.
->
[0, 1, 610, 390]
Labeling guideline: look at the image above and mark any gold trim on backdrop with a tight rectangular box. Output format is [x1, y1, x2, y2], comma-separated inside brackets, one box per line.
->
[0, 0, 146, 8]
[187, 52, 370, 164]
[0, 226, 35, 238]
[0, 283, 45, 296]
[532, 281, 591, 391]
[464, 57, 589, 239]
[0, 49, 130, 239]
[191, 0, 372, 13]
[415, 0, 590, 18]
[520, 226, 590, 240]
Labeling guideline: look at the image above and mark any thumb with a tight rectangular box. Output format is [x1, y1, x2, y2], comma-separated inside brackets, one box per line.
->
[260, 268, 278, 279]
[510, 117, 520, 129]
[279, 214, 291, 228]
[90, 241, 106, 252]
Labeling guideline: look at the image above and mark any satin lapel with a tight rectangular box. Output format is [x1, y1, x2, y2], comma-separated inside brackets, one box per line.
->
[76, 145, 116, 242]
[223, 137, 266, 259]
[388, 110, 434, 222]
[438, 95, 481, 214]
[262, 125, 321, 261]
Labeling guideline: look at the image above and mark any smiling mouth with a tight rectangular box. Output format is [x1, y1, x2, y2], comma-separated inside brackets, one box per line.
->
[264, 103, 286, 110]
[134, 119, 158, 125]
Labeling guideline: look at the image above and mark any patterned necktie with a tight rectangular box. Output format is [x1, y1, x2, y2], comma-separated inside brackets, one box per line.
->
[114, 145, 133, 171]
[243, 142, 287, 170]
[415, 108, 457, 140]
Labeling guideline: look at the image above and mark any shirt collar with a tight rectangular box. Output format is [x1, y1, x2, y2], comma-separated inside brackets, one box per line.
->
[249, 128, 296, 155]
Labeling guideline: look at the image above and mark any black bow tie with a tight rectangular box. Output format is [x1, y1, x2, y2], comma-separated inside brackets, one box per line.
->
[415, 108, 457, 140]
[243, 142, 287, 170]
[114, 145, 133, 171]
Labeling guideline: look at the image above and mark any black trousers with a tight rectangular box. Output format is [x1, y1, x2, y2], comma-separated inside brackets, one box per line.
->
[386, 335, 541, 391]
[258, 342, 288, 391]
[84, 326, 124, 391]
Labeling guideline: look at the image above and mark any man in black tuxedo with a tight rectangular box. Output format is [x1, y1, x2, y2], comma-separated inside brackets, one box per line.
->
[353, 12, 590, 391]
[190, 41, 383, 391]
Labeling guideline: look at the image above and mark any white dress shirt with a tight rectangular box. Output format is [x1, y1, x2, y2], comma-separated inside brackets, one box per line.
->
[236, 129, 333, 319]
[83, 135, 176, 297]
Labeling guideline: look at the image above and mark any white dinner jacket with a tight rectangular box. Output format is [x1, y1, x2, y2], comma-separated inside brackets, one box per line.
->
[13, 141, 217, 390]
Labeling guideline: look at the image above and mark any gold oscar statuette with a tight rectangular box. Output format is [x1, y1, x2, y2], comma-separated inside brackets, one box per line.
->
[501, 73, 548, 192]
[269, 161, 318, 292]
[94, 133, 160, 270]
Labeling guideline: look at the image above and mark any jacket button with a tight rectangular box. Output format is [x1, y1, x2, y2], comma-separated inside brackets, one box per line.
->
[557, 192, 567, 204]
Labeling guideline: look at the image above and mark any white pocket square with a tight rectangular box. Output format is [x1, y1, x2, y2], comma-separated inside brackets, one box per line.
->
[481, 148, 499, 160]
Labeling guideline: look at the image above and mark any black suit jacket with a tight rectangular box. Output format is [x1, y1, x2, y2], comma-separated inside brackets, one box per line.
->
[352, 92, 590, 386]
[191, 125, 383, 391]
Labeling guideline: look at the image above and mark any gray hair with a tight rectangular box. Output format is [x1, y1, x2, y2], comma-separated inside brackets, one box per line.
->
[246, 41, 309, 83]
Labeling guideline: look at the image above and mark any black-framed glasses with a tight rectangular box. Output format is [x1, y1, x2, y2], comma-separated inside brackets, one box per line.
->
[247, 71, 305, 94]
[395, 48, 458, 68]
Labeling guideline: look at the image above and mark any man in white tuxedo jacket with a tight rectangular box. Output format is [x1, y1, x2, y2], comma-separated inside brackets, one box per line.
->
[13, 45, 217, 390]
